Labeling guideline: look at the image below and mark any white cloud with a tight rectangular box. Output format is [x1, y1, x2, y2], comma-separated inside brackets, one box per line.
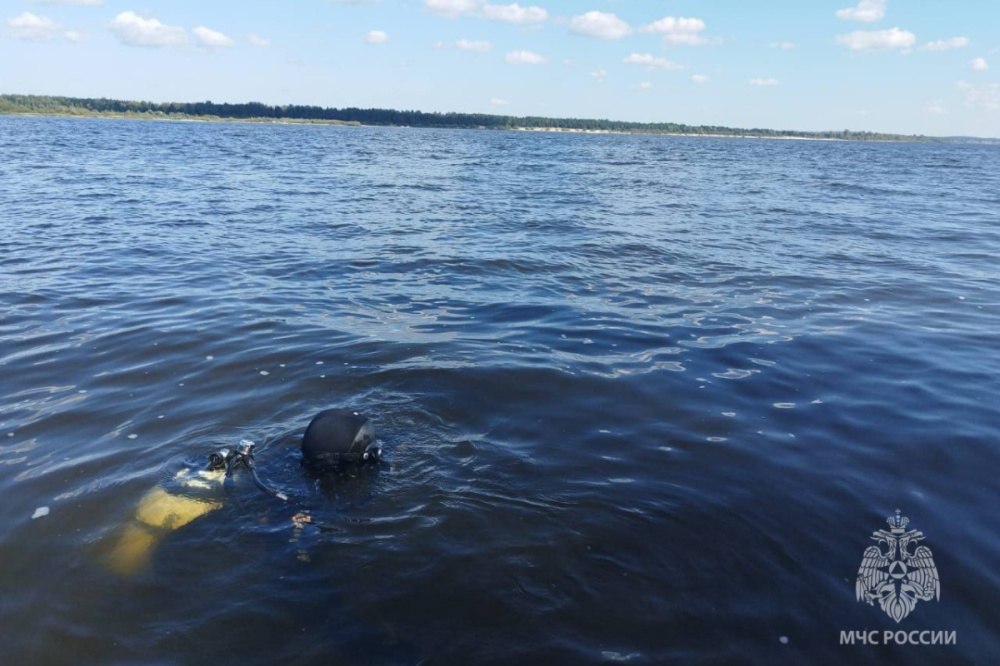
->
[490, 97, 509, 105]
[246, 33, 270, 47]
[920, 37, 969, 51]
[769, 41, 795, 51]
[635, 81, 652, 90]
[431, 40, 446, 49]
[569, 11, 630, 40]
[456, 38, 491, 52]
[640, 16, 709, 46]
[622, 53, 683, 71]
[963, 82, 1000, 111]
[6, 11, 62, 41]
[749, 78, 780, 86]
[691, 74, 709, 84]
[590, 69, 605, 82]
[31, 0, 102, 5]
[481, 4, 547, 25]
[641, 16, 705, 34]
[924, 101, 947, 115]
[108, 11, 186, 48]
[505, 49, 546, 64]
[194, 26, 234, 49]
[835, 0, 887, 23]
[365, 29, 388, 44]
[423, 0, 548, 24]
[6, 11, 88, 42]
[836, 27, 916, 51]
[424, 0, 478, 18]
[971, 57, 989, 71]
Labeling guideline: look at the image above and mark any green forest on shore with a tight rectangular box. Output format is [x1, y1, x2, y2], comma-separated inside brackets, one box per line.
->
[1, 93, 936, 142]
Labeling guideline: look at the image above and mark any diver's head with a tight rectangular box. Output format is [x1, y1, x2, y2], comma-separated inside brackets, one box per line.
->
[301, 409, 380, 471]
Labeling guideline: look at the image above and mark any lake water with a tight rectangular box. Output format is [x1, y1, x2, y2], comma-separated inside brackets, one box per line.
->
[1, 116, 998, 665]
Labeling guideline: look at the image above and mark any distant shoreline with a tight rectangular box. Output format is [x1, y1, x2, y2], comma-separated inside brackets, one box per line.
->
[0, 109, 880, 143]
[0, 109, 361, 127]
[508, 125, 850, 142]
[5, 93, 956, 143]
[6, 94, 999, 143]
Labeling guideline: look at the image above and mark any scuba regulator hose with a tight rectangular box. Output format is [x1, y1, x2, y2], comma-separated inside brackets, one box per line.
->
[212, 440, 290, 502]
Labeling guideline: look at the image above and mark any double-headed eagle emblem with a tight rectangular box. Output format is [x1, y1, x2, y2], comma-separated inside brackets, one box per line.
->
[856, 510, 940, 623]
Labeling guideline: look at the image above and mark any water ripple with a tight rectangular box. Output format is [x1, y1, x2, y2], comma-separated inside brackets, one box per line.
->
[1, 117, 999, 665]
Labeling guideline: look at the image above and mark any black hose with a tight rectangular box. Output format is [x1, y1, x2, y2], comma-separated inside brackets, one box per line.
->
[221, 445, 291, 503]
[246, 456, 290, 502]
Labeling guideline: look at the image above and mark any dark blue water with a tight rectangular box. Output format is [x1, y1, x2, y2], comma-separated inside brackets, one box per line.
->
[1, 116, 998, 665]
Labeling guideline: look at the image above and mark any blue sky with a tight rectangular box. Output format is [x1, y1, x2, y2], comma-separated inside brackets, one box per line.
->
[2, 0, 998, 137]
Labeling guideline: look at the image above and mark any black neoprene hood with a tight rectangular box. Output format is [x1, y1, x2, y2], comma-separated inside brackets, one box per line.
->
[301, 408, 378, 469]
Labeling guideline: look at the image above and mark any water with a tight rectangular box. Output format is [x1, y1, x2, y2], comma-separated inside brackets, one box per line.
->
[1, 116, 998, 665]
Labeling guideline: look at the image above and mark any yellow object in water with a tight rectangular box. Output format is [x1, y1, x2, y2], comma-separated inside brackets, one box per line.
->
[106, 469, 224, 575]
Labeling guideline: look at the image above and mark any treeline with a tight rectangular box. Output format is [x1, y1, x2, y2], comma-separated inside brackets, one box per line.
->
[0, 93, 931, 142]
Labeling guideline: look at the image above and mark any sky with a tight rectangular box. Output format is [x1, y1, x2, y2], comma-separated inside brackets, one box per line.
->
[1, 0, 999, 137]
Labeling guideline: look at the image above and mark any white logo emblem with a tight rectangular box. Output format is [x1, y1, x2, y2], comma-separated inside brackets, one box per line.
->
[856, 510, 940, 623]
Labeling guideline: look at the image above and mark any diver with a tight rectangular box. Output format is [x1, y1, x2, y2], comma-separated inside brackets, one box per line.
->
[106, 408, 382, 575]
